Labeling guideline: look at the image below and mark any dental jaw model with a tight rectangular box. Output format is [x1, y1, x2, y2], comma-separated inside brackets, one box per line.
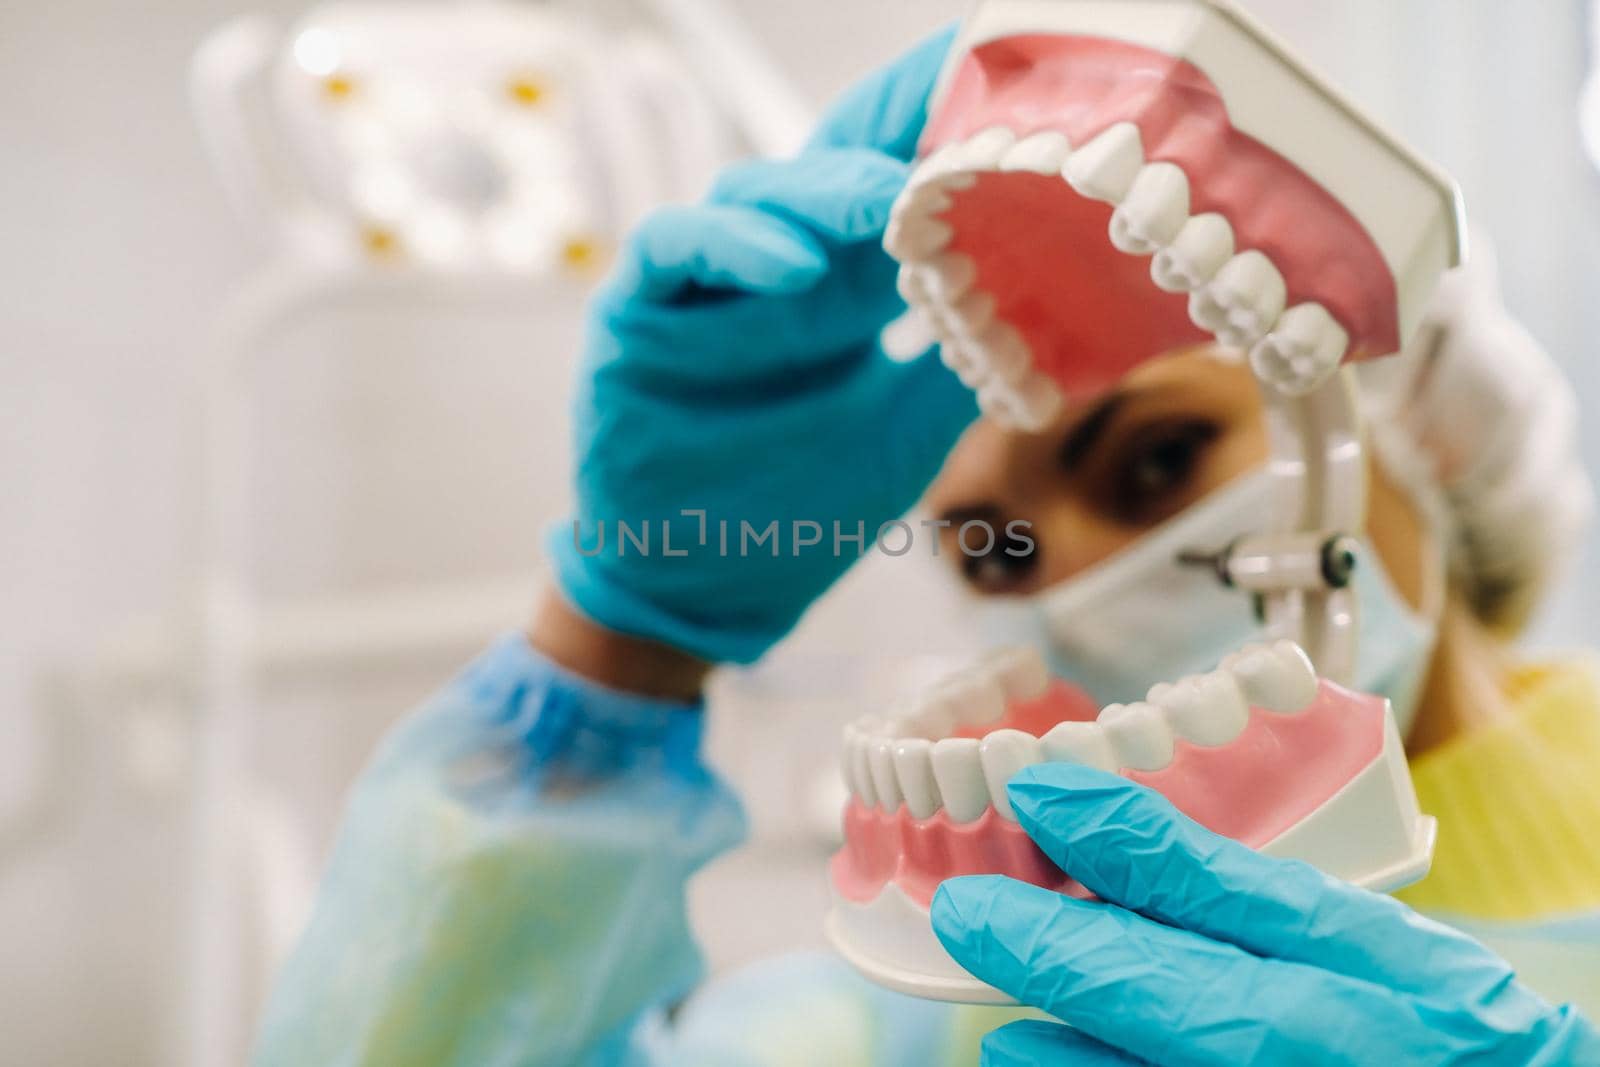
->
[827, 0, 1463, 1004]
[831, 643, 1426, 1001]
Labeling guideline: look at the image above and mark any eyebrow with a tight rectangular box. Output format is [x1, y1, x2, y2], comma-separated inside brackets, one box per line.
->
[1059, 392, 1127, 471]
[937, 503, 1006, 528]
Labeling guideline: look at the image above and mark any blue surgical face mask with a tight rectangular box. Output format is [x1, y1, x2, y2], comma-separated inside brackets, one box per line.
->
[975, 469, 1441, 736]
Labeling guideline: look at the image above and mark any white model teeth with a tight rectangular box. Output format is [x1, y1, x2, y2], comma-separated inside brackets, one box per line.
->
[883, 216, 953, 261]
[922, 253, 978, 303]
[943, 288, 998, 339]
[971, 376, 1011, 410]
[882, 695, 921, 736]
[999, 130, 1072, 174]
[918, 669, 1006, 736]
[1223, 640, 1319, 713]
[841, 648, 1055, 819]
[1018, 372, 1067, 426]
[962, 126, 1019, 165]
[1064, 122, 1144, 203]
[1191, 251, 1287, 349]
[931, 738, 989, 823]
[1110, 163, 1190, 255]
[976, 373, 1064, 432]
[919, 142, 972, 180]
[979, 729, 1044, 820]
[921, 127, 1019, 180]
[843, 642, 1325, 815]
[896, 263, 930, 307]
[1098, 701, 1175, 771]
[868, 737, 903, 811]
[893, 180, 954, 220]
[1250, 303, 1349, 396]
[892, 738, 941, 820]
[1148, 670, 1250, 747]
[887, 128, 1066, 429]
[891, 123, 1354, 434]
[950, 352, 990, 389]
[939, 341, 980, 379]
[842, 721, 880, 808]
[1039, 720, 1116, 771]
[970, 322, 1030, 383]
[1152, 213, 1234, 293]
[951, 668, 1008, 726]
[980, 646, 1050, 702]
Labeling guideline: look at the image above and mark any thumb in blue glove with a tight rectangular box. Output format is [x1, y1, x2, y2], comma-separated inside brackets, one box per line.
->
[931, 763, 1600, 1066]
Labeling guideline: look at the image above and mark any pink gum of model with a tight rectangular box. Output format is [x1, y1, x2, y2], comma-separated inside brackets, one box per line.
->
[831, 680, 1386, 908]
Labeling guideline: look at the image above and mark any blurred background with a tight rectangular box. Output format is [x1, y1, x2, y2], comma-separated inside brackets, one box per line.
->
[3, 1, 1598, 1063]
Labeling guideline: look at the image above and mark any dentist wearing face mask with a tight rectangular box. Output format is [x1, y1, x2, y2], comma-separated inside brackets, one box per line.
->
[975, 465, 1443, 735]
[252, 27, 1600, 1067]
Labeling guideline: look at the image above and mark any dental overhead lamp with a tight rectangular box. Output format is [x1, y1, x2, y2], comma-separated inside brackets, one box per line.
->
[190, 2, 766, 275]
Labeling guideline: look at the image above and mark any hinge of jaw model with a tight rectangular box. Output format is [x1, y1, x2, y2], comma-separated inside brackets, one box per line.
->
[829, 0, 1463, 1006]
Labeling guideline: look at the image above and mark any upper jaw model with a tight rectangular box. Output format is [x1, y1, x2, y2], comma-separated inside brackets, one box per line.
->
[887, 0, 1462, 429]
[828, 0, 1460, 1005]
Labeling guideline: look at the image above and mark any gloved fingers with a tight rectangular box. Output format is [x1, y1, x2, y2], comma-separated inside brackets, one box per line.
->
[619, 204, 829, 303]
[708, 149, 910, 245]
[1005, 762, 1511, 998]
[932, 876, 1407, 1067]
[807, 25, 955, 160]
[981, 1020, 1147, 1067]
[600, 243, 907, 386]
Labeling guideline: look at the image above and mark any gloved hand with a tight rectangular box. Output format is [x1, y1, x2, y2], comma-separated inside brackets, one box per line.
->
[546, 28, 976, 666]
[932, 763, 1600, 1066]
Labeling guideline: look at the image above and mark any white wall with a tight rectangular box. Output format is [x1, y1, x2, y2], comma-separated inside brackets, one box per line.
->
[3, 3, 295, 1063]
[2, 2, 1596, 1065]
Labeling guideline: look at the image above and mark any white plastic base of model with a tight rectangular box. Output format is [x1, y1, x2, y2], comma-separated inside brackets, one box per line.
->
[826, 881, 1018, 1005]
[1258, 705, 1436, 890]
[825, 702, 1436, 1005]
[939, 0, 1463, 344]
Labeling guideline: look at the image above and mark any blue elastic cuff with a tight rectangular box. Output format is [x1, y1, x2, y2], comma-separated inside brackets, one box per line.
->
[460, 631, 711, 778]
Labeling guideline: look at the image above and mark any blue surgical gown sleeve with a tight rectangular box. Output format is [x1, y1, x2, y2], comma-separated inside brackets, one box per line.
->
[252, 633, 747, 1067]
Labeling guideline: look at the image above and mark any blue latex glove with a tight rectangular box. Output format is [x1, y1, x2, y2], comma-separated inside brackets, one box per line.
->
[931, 764, 1600, 1066]
[546, 27, 976, 666]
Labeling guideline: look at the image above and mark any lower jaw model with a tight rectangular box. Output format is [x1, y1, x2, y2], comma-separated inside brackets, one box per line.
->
[826, 0, 1459, 1005]
[826, 642, 1435, 1003]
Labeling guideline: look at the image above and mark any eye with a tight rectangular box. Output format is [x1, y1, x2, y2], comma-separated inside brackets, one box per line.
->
[941, 509, 1039, 594]
[1105, 419, 1220, 524]
[960, 541, 1037, 594]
